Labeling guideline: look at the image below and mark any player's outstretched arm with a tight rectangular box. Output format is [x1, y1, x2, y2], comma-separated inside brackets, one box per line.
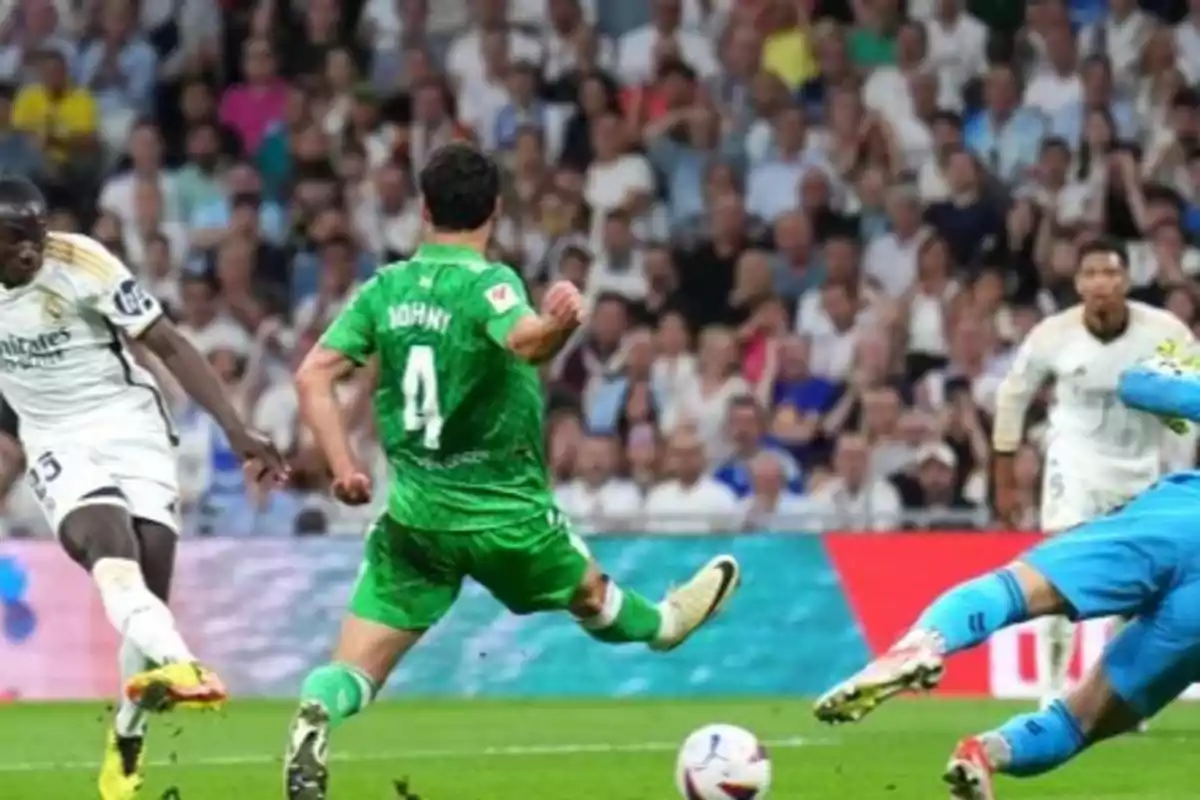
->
[294, 344, 372, 504]
[501, 280, 585, 363]
[139, 318, 287, 480]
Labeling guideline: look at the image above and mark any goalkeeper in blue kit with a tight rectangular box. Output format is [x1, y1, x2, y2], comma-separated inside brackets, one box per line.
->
[813, 343, 1200, 799]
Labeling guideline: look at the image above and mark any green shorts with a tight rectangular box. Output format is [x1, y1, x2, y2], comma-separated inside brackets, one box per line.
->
[349, 510, 593, 630]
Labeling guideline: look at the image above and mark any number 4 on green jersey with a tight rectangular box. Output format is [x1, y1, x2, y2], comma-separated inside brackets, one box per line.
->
[317, 243, 556, 533]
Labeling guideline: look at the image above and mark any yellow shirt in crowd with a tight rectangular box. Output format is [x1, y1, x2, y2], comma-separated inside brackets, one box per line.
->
[762, 27, 817, 90]
[12, 85, 97, 163]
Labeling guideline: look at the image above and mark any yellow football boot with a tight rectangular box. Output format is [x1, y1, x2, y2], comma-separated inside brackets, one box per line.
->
[125, 662, 227, 713]
[98, 730, 145, 800]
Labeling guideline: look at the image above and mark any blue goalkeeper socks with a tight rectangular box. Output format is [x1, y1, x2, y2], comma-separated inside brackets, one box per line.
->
[913, 569, 1028, 653]
[989, 700, 1087, 777]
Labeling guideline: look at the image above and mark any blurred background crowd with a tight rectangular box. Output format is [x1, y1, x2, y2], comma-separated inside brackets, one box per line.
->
[0, 0, 1198, 538]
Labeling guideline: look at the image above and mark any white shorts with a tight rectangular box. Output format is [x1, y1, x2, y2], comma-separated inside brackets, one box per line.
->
[1040, 454, 1149, 533]
[24, 434, 181, 536]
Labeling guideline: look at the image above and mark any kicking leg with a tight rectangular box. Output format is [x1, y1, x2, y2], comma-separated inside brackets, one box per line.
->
[99, 520, 177, 800]
[815, 562, 1062, 724]
[58, 503, 224, 713]
[571, 557, 740, 651]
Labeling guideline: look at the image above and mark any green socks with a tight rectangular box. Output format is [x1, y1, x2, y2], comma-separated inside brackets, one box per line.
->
[299, 662, 378, 728]
[579, 581, 664, 644]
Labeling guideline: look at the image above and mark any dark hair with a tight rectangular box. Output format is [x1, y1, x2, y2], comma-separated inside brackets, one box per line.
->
[931, 110, 962, 130]
[1040, 136, 1070, 156]
[728, 394, 762, 415]
[0, 177, 47, 240]
[418, 143, 499, 232]
[1078, 235, 1128, 268]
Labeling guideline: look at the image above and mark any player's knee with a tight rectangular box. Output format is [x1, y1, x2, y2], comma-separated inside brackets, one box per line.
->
[59, 502, 139, 570]
[1008, 561, 1070, 617]
[568, 569, 608, 619]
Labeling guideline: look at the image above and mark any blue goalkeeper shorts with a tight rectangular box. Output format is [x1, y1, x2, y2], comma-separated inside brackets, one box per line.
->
[1022, 472, 1200, 718]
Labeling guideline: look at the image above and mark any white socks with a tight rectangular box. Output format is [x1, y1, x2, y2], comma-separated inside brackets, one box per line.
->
[115, 635, 149, 738]
[92, 558, 193, 666]
[1038, 615, 1074, 705]
[576, 581, 624, 631]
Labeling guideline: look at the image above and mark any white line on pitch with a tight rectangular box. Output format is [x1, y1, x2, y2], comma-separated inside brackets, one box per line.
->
[0, 736, 833, 774]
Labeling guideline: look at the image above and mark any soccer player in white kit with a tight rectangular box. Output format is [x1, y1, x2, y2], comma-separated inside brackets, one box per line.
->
[992, 237, 1193, 712]
[0, 178, 287, 799]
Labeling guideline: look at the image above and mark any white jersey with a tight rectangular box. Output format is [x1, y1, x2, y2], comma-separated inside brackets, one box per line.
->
[0, 231, 173, 447]
[993, 301, 1193, 530]
[0, 232, 180, 534]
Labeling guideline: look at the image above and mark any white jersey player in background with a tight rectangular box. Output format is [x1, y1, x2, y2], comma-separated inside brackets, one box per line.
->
[992, 236, 1194, 715]
[0, 178, 286, 800]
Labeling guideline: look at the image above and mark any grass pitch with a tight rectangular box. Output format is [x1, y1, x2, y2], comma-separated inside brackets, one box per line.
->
[0, 697, 1196, 799]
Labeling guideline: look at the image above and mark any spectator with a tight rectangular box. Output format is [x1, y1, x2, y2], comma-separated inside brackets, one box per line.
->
[544, 0, 615, 89]
[175, 273, 252, 357]
[553, 291, 629, 400]
[924, 148, 1004, 268]
[12, 49, 96, 175]
[661, 325, 750, 463]
[643, 427, 738, 533]
[220, 38, 289, 155]
[122, 178, 187, 273]
[1023, 21, 1082, 117]
[1050, 55, 1138, 146]
[99, 121, 179, 227]
[745, 105, 822, 223]
[556, 433, 643, 534]
[583, 112, 656, 245]
[294, 235, 361, 333]
[0, 0, 77, 86]
[963, 63, 1047, 184]
[713, 395, 803, 498]
[740, 451, 812, 533]
[864, 184, 928, 298]
[587, 328, 660, 435]
[354, 161, 422, 259]
[924, 0, 988, 102]
[808, 433, 903, 531]
[446, 0, 541, 89]
[625, 422, 661, 495]
[588, 209, 648, 301]
[78, 0, 157, 149]
[891, 442, 984, 529]
[0, 83, 43, 180]
[616, 0, 717, 87]
[1077, 0, 1153, 86]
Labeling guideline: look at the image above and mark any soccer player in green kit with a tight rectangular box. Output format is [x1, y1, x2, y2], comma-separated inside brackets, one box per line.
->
[283, 143, 742, 799]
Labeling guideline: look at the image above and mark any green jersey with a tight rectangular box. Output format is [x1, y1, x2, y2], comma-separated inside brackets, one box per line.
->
[319, 242, 553, 531]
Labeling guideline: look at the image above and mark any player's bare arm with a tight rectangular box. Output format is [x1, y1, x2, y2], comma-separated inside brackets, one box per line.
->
[138, 317, 286, 482]
[992, 320, 1051, 526]
[505, 280, 586, 363]
[294, 343, 371, 505]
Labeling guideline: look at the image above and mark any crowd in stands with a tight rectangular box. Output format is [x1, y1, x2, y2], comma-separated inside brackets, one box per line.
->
[0, 0, 1198, 538]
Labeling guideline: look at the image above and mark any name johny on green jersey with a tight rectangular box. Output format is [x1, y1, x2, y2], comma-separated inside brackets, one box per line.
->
[319, 243, 555, 533]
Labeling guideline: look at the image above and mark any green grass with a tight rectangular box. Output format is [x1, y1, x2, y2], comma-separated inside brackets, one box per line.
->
[0, 697, 1197, 798]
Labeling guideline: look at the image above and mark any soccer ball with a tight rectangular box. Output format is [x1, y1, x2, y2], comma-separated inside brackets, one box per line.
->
[675, 724, 772, 799]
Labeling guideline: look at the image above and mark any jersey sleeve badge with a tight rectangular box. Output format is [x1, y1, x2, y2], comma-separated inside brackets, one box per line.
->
[485, 283, 518, 314]
[111, 278, 158, 318]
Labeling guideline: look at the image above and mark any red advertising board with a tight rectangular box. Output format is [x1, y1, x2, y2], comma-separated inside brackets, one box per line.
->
[822, 532, 1200, 700]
